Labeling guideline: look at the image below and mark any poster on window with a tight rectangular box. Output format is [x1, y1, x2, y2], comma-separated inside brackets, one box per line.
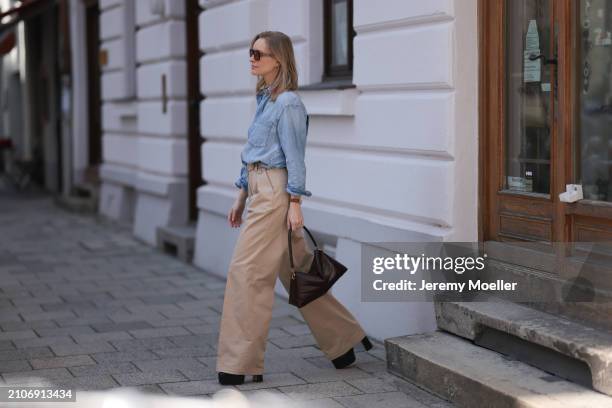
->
[524, 19, 541, 83]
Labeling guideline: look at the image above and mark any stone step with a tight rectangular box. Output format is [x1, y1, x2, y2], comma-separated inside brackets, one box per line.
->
[385, 331, 612, 408]
[156, 224, 196, 263]
[434, 298, 612, 396]
[72, 182, 99, 199]
[54, 194, 98, 214]
[482, 255, 612, 331]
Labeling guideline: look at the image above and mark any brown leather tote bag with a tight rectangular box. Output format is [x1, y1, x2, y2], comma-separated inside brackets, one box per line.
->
[288, 226, 348, 308]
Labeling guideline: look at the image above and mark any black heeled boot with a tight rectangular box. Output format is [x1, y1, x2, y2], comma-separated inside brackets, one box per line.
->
[218, 372, 263, 385]
[332, 336, 373, 369]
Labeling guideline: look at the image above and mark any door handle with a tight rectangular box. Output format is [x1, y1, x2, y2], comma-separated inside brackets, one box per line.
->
[529, 53, 559, 97]
[528, 53, 558, 65]
[161, 74, 167, 114]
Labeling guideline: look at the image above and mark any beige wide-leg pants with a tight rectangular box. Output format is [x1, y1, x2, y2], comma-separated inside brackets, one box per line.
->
[216, 162, 366, 375]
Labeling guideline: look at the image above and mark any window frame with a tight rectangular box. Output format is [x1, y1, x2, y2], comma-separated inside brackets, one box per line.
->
[322, 0, 355, 82]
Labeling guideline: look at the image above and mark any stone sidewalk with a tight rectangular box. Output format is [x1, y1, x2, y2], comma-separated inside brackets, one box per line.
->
[0, 192, 453, 407]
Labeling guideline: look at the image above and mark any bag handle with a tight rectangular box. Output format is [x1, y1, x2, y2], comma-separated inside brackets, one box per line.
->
[288, 226, 318, 269]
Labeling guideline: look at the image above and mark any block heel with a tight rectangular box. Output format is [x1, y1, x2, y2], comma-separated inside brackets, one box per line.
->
[361, 336, 373, 351]
[331, 335, 373, 369]
[218, 372, 264, 385]
[218, 372, 244, 385]
[331, 347, 356, 369]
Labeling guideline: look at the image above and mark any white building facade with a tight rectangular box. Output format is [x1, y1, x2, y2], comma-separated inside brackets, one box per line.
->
[194, 0, 479, 340]
[93, 0, 190, 244]
[69, 0, 479, 341]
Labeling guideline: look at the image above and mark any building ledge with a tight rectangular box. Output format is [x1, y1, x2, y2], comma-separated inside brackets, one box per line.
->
[297, 79, 356, 91]
[296, 83, 358, 117]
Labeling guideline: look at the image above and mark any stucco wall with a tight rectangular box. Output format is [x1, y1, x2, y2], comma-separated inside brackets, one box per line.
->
[194, 0, 479, 340]
[98, 0, 189, 244]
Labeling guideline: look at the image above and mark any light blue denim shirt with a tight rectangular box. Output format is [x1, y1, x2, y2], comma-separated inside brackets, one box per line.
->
[235, 86, 312, 197]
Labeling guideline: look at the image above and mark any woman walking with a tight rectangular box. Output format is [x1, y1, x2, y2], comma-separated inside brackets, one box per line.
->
[216, 31, 372, 386]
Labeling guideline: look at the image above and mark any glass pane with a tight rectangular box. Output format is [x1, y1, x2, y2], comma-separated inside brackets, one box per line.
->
[505, 0, 553, 194]
[577, 0, 612, 201]
[331, 0, 348, 66]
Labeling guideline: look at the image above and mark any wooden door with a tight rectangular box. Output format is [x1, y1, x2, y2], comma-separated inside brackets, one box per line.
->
[482, 0, 612, 242]
[480, 0, 612, 315]
[481, 0, 564, 246]
[562, 0, 612, 244]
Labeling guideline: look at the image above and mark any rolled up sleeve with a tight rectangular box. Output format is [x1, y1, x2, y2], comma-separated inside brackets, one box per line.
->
[277, 104, 312, 197]
[234, 161, 248, 192]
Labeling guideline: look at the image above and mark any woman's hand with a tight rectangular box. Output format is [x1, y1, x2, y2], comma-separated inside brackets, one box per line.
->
[287, 202, 304, 231]
[228, 196, 246, 228]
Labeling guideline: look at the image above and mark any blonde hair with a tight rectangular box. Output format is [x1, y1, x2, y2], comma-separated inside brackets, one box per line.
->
[251, 31, 298, 102]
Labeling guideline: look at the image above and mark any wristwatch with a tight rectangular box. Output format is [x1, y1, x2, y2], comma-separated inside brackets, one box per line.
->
[289, 196, 301, 204]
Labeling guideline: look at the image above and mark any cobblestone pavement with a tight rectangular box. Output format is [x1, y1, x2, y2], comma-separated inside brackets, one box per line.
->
[0, 192, 453, 407]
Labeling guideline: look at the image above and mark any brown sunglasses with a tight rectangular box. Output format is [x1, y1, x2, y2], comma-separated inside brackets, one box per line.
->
[249, 48, 274, 61]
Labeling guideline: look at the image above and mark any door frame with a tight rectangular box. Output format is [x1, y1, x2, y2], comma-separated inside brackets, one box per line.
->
[84, 0, 101, 173]
[186, 0, 204, 221]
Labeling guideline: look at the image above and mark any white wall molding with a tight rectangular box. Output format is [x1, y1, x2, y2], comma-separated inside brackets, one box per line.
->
[100, 0, 122, 11]
[353, 0, 454, 31]
[136, 0, 185, 26]
[354, 22, 455, 89]
[298, 88, 358, 116]
[136, 20, 186, 64]
[100, 163, 137, 187]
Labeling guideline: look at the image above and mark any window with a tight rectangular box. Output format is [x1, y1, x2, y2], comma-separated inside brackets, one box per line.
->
[323, 0, 355, 81]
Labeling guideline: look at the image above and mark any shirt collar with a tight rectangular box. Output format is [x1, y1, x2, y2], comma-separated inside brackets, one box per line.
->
[256, 85, 273, 104]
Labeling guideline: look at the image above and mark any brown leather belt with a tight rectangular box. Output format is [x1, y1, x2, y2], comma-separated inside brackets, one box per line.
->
[247, 161, 271, 171]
